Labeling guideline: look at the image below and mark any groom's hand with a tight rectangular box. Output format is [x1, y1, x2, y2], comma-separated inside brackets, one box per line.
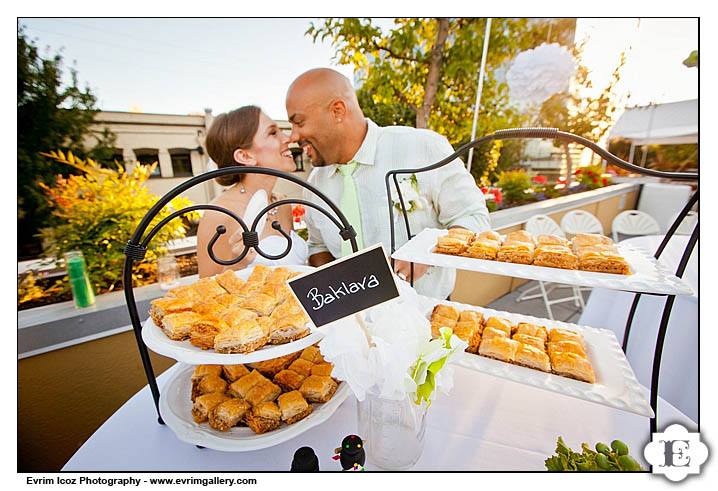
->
[393, 259, 429, 282]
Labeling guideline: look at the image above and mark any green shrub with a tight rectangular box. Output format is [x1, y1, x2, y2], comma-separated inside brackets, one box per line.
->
[496, 170, 533, 205]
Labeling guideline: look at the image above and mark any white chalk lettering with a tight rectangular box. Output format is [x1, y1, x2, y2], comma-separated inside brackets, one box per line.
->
[305, 275, 381, 310]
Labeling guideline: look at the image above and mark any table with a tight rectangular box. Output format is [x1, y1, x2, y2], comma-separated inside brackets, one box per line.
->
[579, 234, 698, 422]
[63, 363, 695, 471]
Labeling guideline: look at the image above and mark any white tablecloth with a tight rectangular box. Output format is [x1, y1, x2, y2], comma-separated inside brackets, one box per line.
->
[579, 234, 698, 421]
[63, 363, 695, 472]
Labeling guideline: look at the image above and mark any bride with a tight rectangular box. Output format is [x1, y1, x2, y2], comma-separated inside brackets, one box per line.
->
[197, 105, 309, 278]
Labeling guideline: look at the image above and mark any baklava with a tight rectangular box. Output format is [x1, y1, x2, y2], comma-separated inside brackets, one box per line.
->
[477, 230, 502, 242]
[191, 374, 228, 402]
[277, 390, 313, 424]
[213, 319, 269, 354]
[548, 340, 587, 359]
[191, 299, 226, 316]
[576, 244, 630, 275]
[571, 233, 613, 251]
[431, 305, 460, 324]
[288, 358, 314, 378]
[247, 351, 301, 378]
[536, 234, 570, 247]
[299, 375, 338, 403]
[228, 370, 267, 399]
[222, 364, 250, 382]
[273, 369, 307, 392]
[168, 284, 202, 302]
[269, 313, 310, 344]
[220, 306, 258, 327]
[191, 364, 224, 381]
[215, 293, 243, 310]
[497, 240, 535, 265]
[453, 320, 482, 354]
[299, 346, 324, 364]
[505, 230, 534, 244]
[191, 277, 228, 299]
[245, 401, 282, 434]
[548, 328, 586, 349]
[192, 393, 231, 423]
[434, 234, 470, 255]
[215, 270, 245, 295]
[265, 267, 293, 285]
[208, 398, 251, 431]
[160, 311, 202, 341]
[512, 333, 546, 351]
[247, 264, 271, 284]
[244, 379, 282, 407]
[241, 293, 278, 317]
[549, 351, 596, 384]
[478, 336, 520, 363]
[514, 322, 548, 342]
[484, 317, 513, 337]
[513, 343, 551, 372]
[149, 296, 194, 325]
[310, 362, 335, 378]
[481, 326, 510, 341]
[533, 244, 578, 270]
[462, 238, 500, 260]
[189, 314, 230, 350]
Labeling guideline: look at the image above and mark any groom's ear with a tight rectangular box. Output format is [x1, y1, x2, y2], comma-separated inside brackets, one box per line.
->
[329, 98, 347, 124]
[233, 148, 257, 166]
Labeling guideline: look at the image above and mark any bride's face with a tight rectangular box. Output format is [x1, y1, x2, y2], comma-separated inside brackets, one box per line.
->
[248, 112, 296, 172]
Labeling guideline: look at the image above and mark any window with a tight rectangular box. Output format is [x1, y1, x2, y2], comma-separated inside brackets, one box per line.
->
[169, 149, 193, 177]
[134, 149, 161, 178]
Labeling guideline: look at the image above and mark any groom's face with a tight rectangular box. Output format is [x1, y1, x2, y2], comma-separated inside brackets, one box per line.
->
[286, 93, 343, 167]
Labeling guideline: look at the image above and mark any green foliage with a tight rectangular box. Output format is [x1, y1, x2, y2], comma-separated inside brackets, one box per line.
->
[545, 437, 643, 471]
[17, 27, 117, 259]
[306, 18, 575, 171]
[496, 170, 532, 205]
[37, 151, 200, 297]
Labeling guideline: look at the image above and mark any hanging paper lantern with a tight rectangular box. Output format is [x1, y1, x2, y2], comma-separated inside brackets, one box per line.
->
[506, 43, 576, 105]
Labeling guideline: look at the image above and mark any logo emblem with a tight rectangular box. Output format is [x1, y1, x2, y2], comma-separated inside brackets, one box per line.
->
[644, 424, 708, 481]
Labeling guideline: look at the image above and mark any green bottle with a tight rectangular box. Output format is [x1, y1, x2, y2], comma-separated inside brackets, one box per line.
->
[64, 251, 95, 308]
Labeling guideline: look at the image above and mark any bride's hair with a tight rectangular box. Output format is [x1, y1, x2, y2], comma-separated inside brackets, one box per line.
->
[206, 105, 261, 186]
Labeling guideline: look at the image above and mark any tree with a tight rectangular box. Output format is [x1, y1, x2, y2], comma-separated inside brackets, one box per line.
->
[536, 43, 627, 184]
[18, 27, 116, 259]
[307, 17, 575, 180]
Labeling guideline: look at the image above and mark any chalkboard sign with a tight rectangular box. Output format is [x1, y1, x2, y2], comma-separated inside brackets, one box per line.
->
[287, 244, 400, 327]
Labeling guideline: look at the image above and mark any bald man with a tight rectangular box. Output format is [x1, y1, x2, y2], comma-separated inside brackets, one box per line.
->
[286, 68, 490, 300]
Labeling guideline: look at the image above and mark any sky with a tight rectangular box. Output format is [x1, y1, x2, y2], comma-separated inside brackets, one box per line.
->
[18, 17, 698, 123]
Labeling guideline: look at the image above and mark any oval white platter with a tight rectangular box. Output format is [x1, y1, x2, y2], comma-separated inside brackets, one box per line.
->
[159, 363, 350, 452]
[416, 295, 654, 418]
[393, 228, 694, 296]
[142, 264, 323, 364]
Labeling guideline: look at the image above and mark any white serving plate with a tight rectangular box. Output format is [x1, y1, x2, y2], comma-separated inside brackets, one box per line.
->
[393, 228, 694, 296]
[159, 363, 350, 452]
[416, 295, 654, 418]
[142, 264, 323, 365]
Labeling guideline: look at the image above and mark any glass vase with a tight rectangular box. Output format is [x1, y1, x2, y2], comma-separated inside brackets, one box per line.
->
[357, 391, 428, 470]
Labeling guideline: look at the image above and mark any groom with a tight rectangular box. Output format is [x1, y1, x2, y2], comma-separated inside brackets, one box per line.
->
[285, 68, 490, 299]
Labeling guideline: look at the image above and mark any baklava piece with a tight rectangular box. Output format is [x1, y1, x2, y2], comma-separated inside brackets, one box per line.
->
[160, 311, 202, 341]
[462, 238, 500, 260]
[191, 364, 224, 382]
[247, 264, 271, 284]
[481, 326, 510, 341]
[458, 310, 485, 326]
[514, 343, 551, 372]
[299, 346, 324, 364]
[168, 284, 202, 302]
[215, 293, 243, 310]
[576, 245, 631, 275]
[191, 277, 228, 299]
[269, 314, 310, 344]
[533, 244, 578, 270]
[447, 227, 476, 242]
[548, 328, 586, 350]
[514, 322, 548, 342]
[430, 305, 460, 324]
[213, 319, 269, 354]
[277, 391, 313, 424]
[149, 296, 194, 325]
[571, 233, 614, 251]
[191, 374, 228, 402]
[273, 369, 307, 392]
[512, 333, 546, 351]
[478, 336, 520, 363]
[288, 358, 314, 378]
[485, 317, 513, 337]
[310, 362, 335, 378]
[220, 307, 258, 328]
[192, 393, 231, 424]
[497, 240, 535, 265]
[265, 267, 293, 285]
[247, 351, 301, 378]
[189, 314, 230, 350]
[244, 379, 282, 407]
[434, 234, 469, 256]
[222, 364, 250, 382]
[453, 320, 482, 354]
[245, 401, 282, 434]
[236, 281, 264, 299]
[191, 299, 226, 316]
[228, 370, 267, 399]
[548, 340, 587, 359]
[536, 234, 570, 247]
[208, 398, 251, 431]
[299, 375, 338, 404]
[260, 283, 290, 305]
[477, 230, 502, 242]
[215, 270, 245, 295]
[505, 230, 534, 244]
[550, 351, 596, 384]
[242, 293, 278, 317]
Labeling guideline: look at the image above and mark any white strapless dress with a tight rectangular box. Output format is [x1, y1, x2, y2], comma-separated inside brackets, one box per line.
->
[250, 230, 309, 266]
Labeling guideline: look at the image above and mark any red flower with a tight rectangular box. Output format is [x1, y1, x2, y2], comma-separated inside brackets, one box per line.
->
[592, 178, 598, 183]
[480, 187, 489, 194]
[292, 204, 306, 220]
[587, 170, 593, 176]
[490, 188, 502, 205]
[602, 178, 608, 186]
[573, 169, 582, 175]
[532, 175, 547, 184]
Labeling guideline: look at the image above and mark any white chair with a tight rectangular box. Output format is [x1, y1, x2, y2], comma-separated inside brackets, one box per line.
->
[560, 210, 603, 237]
[516, 214, 586, 320]
[670, 211, 698, 235]
[611, 210, 660, 242]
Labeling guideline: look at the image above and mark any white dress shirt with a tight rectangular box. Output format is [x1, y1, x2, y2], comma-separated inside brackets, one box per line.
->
[302, 118, 491, 299]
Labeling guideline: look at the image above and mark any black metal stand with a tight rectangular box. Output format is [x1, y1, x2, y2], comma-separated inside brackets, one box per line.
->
[385, 127, 698, 436]
[123, 167, 357, 423]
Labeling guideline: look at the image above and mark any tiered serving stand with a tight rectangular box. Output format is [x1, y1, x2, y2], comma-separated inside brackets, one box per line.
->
[386, 127, 698, 436]
[122, 168, 359, 449]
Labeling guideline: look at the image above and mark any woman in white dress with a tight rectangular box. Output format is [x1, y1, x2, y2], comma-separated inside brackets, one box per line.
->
[197, 105, 309, 277]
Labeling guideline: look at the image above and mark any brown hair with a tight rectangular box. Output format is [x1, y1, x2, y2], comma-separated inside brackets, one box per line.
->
[206, 105, 261, 186]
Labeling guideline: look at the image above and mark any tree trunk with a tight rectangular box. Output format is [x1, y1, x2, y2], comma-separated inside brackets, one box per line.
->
[416, 18, 449, 129]
[563, 142, 574, 186]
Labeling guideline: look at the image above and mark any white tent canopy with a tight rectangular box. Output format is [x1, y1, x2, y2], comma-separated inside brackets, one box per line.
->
[608, 99, 697, 145]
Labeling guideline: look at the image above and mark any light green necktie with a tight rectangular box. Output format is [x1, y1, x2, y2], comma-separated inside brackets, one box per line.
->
[338, 162, 364, 256]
